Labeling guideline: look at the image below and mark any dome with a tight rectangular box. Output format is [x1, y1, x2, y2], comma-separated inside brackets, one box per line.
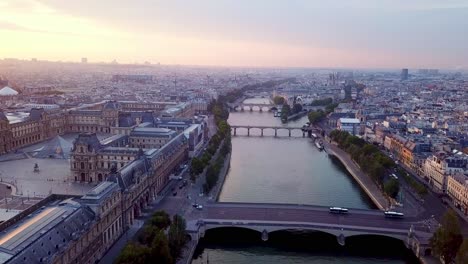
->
[0, 86, 19, 96]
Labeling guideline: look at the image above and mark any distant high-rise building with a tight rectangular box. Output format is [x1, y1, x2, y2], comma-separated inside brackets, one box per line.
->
[401, 68, 409, 80]
[81, 57, 88, 63]
[31, 58, 37, 62]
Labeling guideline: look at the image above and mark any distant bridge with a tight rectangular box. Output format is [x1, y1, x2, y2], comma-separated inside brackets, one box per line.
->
[230, 125, 312, 137]
[228, 103, 276, 112]
[186, 203, 434, 258]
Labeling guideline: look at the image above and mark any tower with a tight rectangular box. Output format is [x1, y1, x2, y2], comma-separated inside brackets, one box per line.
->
[401, 68, 409, 80]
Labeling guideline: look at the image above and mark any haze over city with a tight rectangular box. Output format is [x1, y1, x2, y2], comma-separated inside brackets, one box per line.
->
[1, 0, 468, 69]
[0, 1, 467, 264]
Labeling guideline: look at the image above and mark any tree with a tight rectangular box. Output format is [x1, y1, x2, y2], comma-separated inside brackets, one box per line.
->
[149, 210, 171, 229]
[308, 110, 325, 124]
[292, 103, 303, 114]
[430, 209, 463, 264]
[310, 98, 333, 106]
[168, 214, 188, 260]
[115, 243, 152, 264]
[138, 225, 159, 245]
[456, 239, 468, 264]
[384, 179, 400, 198]
[273, 96, 285, 105]
[190, 158, 204, 181]
[151, 229, 174, 264]
[281, 104, 291, 121]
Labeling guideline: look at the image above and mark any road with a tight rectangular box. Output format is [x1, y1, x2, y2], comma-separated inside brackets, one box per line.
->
[317, 121, 468, 234]
[203, 203, 435, 234]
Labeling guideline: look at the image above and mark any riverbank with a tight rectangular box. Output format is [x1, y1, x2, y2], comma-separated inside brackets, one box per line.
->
[323, 137, 389, 210]
[213, 152, 231, 201]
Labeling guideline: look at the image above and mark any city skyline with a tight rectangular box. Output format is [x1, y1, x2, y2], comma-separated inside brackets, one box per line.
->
[1, 0, 468, 69]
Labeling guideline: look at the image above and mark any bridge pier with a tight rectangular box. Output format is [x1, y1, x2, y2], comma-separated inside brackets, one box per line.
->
[233, 128, 237, 136]
[274, 129, 277, 137]
[261, 230, 269, 241]
[240, 106, 244, 112]
[260, 128, 264, 137]
[249, 106, 253, 112]
[302, 131, 305, 137]
[337, 234, 346, 246]
[288, 129, 291, 137]
[247, 128, 250, 136]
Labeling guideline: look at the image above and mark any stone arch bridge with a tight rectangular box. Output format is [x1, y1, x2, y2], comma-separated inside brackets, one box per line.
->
[231, 125, 312, 137]
[186, 203, 433, 258]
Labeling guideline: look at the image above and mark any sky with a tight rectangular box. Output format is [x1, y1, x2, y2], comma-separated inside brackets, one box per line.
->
[1, 0, 468, 69]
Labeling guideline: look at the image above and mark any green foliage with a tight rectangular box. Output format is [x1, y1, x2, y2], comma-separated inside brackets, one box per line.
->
[138, 225, 159, 245]
[281, 104, 291, 121]
[325, 103, 339, 113]
[329, 130, 396, 187]
[397, 168, 428, 196]
[456, 239, 468, 264]
[292, 103, 303, 114]
[273, 96, 286, 105]
[115, 243, 152, 264]
[168, 215, 188, 261]
[117, 212, 189, 264]
[149, 210, 171, 230]
[151, 229, 174, 264]
[384, 178, 400, 198]
[190, 158, 204, 179]
[310, 98, 333, 106]
[430, 209, 463, 264]
[308, 110, 326, 124]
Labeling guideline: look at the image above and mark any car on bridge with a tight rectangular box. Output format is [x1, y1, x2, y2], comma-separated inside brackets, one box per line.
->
[384, 211, 404, 219]
[329, 207, 348, 214]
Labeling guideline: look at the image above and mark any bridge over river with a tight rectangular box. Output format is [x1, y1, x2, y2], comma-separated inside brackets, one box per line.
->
[186, 203, 434, 260]
[228, 102, 276, 112]
[231, 125, 319, 137]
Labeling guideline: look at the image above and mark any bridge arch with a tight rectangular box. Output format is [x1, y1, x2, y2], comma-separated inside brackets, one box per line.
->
[201, 223, 409, 245]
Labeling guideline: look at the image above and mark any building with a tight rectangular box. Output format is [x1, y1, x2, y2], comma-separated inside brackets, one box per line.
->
[70, 133, 135, 182]
[401, 68, 409, 80]
[337, 118, 360, 135]
[81, 57, 88, 63]
[0, 100, 196, 155]
[0, 195, 98, 264]
[447, 173, 468, 215]
[424, 152, 468, 193]
[129, 127, 176, 149]
[0, 129, 189, 264]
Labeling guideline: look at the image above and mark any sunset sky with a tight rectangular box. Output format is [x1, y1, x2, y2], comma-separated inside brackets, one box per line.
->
[1, 0, 468, 69]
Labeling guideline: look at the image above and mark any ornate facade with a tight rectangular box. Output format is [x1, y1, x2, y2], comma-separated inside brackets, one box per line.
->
[0, 100, 196, 154]
[0, 132, 189, 264]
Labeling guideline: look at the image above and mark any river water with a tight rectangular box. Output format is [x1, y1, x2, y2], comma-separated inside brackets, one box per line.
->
[192, 98, 419, 264]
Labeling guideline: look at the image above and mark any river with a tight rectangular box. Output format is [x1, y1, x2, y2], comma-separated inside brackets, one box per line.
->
[192, 98, 419, 264]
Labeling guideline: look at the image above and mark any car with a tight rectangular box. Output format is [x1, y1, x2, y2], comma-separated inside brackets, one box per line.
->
[384, 211, 404, 218]
[196, 205, 203, 210]
[192, 203, 200, 208]
[329, 207, 348, 214]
